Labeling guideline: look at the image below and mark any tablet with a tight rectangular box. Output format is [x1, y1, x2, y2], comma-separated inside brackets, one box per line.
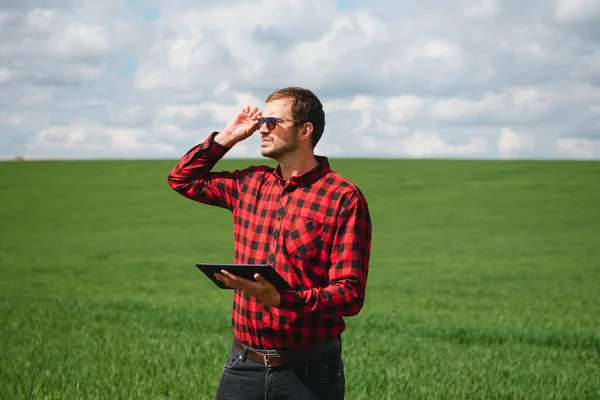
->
[195, 263, 293, 291]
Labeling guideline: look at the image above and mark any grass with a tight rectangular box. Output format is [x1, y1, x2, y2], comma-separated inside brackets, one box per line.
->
[1, 157, 599, 399]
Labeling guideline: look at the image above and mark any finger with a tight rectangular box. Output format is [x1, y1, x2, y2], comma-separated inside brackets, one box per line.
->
[248, 106, 259, 116]
[245, 120, 260, 135]
[215, 272, 231, 282]
[254, 273, 273, 288]
[217, 272, 246, 290]
[221, 270, 237, 280]
[214, 273, 231, 287]
[221, 270, 252, 287]
[250, 110, 261, 120]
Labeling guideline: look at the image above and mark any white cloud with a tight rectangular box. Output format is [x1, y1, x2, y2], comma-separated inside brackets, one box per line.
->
[289, 16, 380, 76]
[557, 138, 600, 159]
[386, 96, 424, 122]
[355, 11, 388, 40]
[27, 125, 176, 158]
[429, 93, 504, 120]
[554, 0, 600, 23]
[509, 87, 555, 115]
[314, 140, 343, 157]
[21, 92, 54, 105]
[424, 87, 561, 122]
[374, 119, 411, 138]
[498, 128, 534, 158]
[24, 9, 58, 32]
[360, 130, 488, 158]
[22, 9, 113, 59]
[406, 39, 463, 63]
[348, 95, 373, 111]
[462, 0, 500, 17]
[213, 81, 231, 96]
[344, 95, 374, 134]
[166, 35, 215, 71]
[65, 63, 107, 81]
[400, 131, 487, 158]
[108, 105, 148, 126]
[0, 68, 11, 82]
[158, 104, 205, 121]
[157, 92, 263, 128]
[48, 24, 111, 57]
[135, 66, 178, 91]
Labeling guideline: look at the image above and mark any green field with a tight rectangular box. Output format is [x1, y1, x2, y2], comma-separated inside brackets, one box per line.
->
[1, 158, 599, 399]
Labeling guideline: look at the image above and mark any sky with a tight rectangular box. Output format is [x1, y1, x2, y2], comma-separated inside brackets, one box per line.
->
[0, 0, 599, 160]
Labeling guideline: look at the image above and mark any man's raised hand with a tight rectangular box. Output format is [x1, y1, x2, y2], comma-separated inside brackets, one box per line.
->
[216, 105, 261, 147]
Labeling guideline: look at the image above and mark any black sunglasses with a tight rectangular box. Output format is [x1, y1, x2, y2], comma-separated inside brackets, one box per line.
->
[258, 117, 304, 131]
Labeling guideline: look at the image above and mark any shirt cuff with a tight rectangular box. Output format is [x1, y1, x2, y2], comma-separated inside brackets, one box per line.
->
[202, 131, 231, 155]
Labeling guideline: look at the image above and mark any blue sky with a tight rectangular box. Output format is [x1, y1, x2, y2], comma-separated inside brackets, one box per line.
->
[0, 0, 599, 160]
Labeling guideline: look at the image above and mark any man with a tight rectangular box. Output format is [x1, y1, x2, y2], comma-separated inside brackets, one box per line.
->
[167, 87, 372, 400]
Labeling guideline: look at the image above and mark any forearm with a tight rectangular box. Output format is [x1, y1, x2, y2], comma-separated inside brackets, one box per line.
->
[278, 278, 365, 316]
[166, 132, 235, 208]
[213, 130, 239, 148]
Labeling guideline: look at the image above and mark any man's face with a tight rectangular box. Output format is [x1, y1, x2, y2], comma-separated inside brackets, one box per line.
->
[259, 98, 301, 160]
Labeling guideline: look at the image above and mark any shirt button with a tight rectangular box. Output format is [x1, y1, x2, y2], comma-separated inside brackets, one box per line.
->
[272, 243, 276, 247]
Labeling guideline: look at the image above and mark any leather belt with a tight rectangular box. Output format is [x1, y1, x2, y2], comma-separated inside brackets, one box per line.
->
[232, 337, 339, 368]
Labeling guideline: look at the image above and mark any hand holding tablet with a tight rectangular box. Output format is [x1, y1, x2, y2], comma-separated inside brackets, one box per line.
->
[195, 263, 293, 291]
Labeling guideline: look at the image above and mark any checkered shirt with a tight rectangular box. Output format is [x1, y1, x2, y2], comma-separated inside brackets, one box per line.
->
[167, 132, 372, 349]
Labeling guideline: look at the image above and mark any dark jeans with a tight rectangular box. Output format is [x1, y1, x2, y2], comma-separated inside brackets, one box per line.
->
[214, 340, 345, 400]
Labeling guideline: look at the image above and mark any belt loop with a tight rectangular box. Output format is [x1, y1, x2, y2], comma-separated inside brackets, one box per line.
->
[233, 337, 248, 362]
[241, 344, 248, 362]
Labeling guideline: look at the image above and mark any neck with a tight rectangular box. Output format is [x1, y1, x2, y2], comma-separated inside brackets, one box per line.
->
[276, 150, 319, 181]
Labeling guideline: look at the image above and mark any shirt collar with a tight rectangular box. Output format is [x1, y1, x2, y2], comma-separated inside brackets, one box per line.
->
[273, 156, 331, 188]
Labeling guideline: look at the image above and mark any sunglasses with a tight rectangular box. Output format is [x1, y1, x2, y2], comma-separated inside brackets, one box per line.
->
[258, 117, 305, 131]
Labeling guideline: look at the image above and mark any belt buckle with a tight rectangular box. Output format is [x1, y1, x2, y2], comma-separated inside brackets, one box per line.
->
[263, 353, 280, 368]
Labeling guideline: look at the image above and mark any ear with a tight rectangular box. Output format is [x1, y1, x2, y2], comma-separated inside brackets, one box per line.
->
[298, 122, 313, 143]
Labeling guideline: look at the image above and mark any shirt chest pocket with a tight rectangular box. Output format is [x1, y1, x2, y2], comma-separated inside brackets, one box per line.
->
[283, 215, 324, 259]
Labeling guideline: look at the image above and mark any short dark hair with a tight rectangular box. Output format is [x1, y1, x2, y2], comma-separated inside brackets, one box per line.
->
[266, 87, 325, 148]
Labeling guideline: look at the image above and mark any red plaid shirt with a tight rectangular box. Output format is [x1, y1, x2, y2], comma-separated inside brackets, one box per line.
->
[167, 132, 372, 349]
